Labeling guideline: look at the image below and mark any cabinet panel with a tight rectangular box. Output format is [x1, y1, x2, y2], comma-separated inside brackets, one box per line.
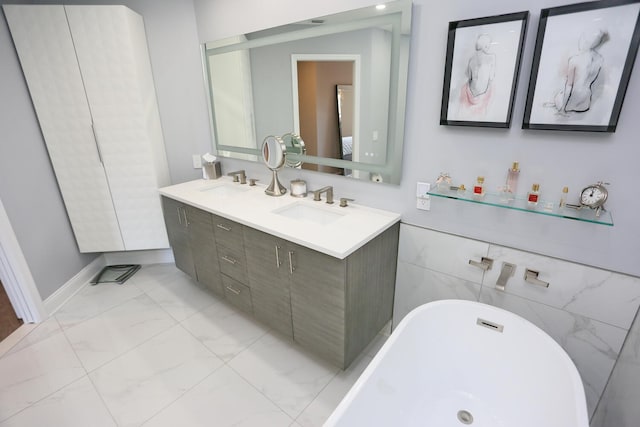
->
[65, 5, 170, 251]
[213, 215, 245, 251]
[290, 244, 346, 366]
[217, 246, 248, 284]
[222, 275, 253, 315]
[251, 286, 293, 337]
[161, 197, 195, 278]
[186, 206, 222, 296]
[3, 4, 124, 252]
[243, 227, 289, 289]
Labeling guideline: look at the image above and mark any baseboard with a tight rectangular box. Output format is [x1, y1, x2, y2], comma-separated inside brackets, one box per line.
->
[44, 256, 106, 316]
[103, 249, 174, 266]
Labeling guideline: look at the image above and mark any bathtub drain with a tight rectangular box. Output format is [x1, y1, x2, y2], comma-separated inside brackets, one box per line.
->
[457, 410, 474, 425]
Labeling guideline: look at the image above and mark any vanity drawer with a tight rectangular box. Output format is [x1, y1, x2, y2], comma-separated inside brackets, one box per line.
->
[213, 215, 244, 251]
[217, 245, 248, 284]
[222, 275, 252, 314]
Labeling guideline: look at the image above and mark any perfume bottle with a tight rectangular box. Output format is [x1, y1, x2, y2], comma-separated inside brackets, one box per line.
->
[505, 161, 520, 200]
[527, 184, 540, 207]
[473, 176, 485, 199]
[457, 184, 466, 196]
[559, 186, 569, 209]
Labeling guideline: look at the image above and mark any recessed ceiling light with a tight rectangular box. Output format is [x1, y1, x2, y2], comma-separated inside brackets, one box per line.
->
[376, 4, 386, 10]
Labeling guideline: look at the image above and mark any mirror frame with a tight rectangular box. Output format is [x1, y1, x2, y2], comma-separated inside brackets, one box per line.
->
[202, 0, 412, 184]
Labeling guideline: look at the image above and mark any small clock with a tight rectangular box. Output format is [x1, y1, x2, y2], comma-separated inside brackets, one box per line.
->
[580, 182, 609, 216]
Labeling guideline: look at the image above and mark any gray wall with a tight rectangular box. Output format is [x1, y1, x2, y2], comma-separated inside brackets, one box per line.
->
[194, 0, 640, 279]
[0, 0, 210, 299]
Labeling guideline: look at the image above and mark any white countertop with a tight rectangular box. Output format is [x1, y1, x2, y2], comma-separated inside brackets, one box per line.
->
[159, 178, 401, 259]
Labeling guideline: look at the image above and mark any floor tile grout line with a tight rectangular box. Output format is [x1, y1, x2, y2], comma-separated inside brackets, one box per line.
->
[84, 372, 121, 427]
[0, 374, 90, 425]
[135, 361, 229, 426]
[55, 281, 145, 331]
[226, 361, 296, 423]
[0, 328, 91, 424]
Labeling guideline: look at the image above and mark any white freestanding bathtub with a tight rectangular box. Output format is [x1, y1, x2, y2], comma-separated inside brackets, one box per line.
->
[326, 300, 588, 427]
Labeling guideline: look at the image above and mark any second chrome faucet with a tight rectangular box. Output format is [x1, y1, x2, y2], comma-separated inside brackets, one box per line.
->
[313, 186, 333, 204]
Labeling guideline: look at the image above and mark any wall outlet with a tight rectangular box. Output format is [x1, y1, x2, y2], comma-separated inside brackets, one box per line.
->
[416, 196, 430, 211]
[192, 154, 202, 169]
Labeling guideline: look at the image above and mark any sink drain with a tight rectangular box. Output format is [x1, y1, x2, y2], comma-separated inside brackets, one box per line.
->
[457, 409, 474, 425]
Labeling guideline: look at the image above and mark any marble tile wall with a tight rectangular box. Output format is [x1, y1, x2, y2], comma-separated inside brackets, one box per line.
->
[394, 223, 640, 421]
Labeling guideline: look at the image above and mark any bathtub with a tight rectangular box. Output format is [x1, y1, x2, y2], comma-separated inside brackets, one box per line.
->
[326, 300, 588, 427]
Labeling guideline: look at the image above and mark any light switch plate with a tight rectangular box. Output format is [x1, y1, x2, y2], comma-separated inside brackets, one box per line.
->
[416, 182, 430, 197]
[192, 154, 202, 169]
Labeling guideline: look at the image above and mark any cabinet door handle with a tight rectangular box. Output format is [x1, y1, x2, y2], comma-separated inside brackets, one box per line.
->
[288, 250, 295, 274]
[216, 224, 231, 232]
[182, 208, 189, 227]
[176, 207, 182, 225]
[91, 122, 104, 165]
[221, 255, 237, 265]
[275, 245, 282, 267]
[225, 286, 241, 295]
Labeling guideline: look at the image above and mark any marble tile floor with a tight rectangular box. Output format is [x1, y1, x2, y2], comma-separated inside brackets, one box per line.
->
[0, 263, 388, 427]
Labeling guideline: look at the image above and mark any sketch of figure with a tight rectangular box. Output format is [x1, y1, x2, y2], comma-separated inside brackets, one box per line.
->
[547, 29, 609, 114]
[459, 34, 496, 115]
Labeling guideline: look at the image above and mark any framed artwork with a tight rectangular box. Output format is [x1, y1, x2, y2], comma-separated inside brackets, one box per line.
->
[440, 11, 529, 128]
[523, 0, 640, 132]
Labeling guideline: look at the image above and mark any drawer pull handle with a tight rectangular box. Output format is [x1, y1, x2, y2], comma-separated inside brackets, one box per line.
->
[221, 256, 237, 265]
[216, 224, 232, 232]
[275, 245, 282, 267]
[225, 286, 241, 295]
[176, 207, 182, 225]
[288, 250, 295, 274]
[469, 257, 493, 271]
[524, 269, 549, 288]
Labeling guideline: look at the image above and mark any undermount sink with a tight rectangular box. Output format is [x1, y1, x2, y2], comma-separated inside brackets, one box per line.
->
[199, 183, 250, 197]
[273, 203, 345, 225]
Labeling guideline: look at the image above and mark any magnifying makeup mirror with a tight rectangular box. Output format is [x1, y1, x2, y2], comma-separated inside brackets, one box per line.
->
[281, 133, 306, 168]
[262, 135, 287, 196]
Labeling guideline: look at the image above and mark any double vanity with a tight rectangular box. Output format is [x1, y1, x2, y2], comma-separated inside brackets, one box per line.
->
[159, 178, 400, 368]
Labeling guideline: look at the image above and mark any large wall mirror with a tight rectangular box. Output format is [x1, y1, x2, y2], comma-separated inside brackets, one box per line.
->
[202, 0, 412, 184]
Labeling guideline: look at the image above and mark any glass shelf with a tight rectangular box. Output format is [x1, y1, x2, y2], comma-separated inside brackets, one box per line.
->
[427, 187, 613, 226]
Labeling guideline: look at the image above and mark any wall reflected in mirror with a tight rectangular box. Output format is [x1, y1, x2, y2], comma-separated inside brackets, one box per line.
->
[202, 0, 412, 184]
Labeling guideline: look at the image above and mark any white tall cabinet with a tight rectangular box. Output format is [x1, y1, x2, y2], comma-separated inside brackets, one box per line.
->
[4, 5, 170, 252]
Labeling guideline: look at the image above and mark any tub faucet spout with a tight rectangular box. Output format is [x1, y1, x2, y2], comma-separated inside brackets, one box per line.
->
[496, 262, 516, 291]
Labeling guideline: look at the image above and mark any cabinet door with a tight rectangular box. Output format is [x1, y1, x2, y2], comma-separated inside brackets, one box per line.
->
[161, 197, 195, 278]
[290, 244, 346, 366]
[243, 227, 293, 337]
[65, 5, 170, 250]
[3, 4, 124, 252]
[185, 206, 222, 296]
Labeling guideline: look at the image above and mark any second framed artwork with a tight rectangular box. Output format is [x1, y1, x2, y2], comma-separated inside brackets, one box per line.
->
[440, 11, 529, 128]
[523, 0, 640, 132]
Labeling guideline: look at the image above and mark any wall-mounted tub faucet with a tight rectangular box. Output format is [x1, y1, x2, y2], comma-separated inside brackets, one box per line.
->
[313, 186, 334, 204]
[496, 262, 516, 291]
[227, 170, 246, 184]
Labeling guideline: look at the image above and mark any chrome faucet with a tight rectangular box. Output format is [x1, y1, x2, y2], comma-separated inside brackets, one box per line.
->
[313, 186, 334, 204]
[227, 170, 246, 184]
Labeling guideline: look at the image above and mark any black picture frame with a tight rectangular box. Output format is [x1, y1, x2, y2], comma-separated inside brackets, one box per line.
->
[440, 11, 529, 128]
[523, 0, 640, 132]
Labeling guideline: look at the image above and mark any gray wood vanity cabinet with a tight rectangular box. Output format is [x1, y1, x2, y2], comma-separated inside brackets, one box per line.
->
[161, 197, 223, 296]
[161, 195, 400, 369]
